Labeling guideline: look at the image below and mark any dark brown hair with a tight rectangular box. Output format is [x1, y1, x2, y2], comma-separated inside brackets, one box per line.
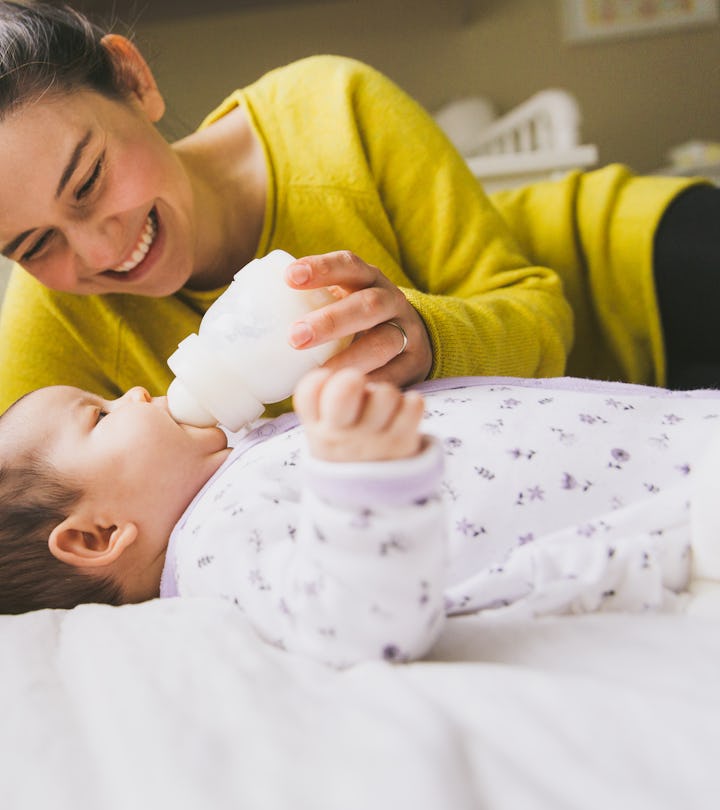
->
[0, 449, 123, 614]
[0, 1, 126, 120]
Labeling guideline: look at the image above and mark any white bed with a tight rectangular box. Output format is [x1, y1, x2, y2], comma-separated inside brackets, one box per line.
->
[2, 586, 719, 810]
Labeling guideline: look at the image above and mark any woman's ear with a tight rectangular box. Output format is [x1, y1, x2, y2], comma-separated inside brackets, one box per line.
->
[48, 517, 138, 570]
[100, 34, 165, 122]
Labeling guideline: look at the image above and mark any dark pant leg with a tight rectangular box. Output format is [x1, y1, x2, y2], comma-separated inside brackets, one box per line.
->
[653, 183, 720, 389]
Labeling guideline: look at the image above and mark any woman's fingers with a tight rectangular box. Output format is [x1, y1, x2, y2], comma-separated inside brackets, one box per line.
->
[321, 320, 431, 387]
[285, 251, 433, 386]
[286, 250, 380, 292]
[286, 251, 408, 343]
[288, 278, 401, 348]
[320, 327, 407, 376]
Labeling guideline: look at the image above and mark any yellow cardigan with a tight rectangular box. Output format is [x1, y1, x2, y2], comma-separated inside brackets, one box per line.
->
[0, 56, 698, 412]
[490, 166, 702, 384]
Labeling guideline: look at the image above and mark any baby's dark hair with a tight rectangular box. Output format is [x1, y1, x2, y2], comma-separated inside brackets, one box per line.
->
[0, 448, 122, 615]
[0, 1, 127, 120]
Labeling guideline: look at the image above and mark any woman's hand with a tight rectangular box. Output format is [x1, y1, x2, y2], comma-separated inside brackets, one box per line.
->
[285, 251, 433, 387]
[293, 367, 425, 463]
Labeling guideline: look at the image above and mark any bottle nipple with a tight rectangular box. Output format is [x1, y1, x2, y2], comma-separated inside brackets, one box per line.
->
[166, 378, 216, 428]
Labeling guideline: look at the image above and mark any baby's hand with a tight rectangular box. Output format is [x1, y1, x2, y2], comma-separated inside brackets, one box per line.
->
[293, 368, 425, 462]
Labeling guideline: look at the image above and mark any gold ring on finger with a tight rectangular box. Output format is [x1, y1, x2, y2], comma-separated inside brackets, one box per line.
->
[385, 320, 408, 356]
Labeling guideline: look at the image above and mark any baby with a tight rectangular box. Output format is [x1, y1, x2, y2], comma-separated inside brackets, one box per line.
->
[1, 368, 720, 668]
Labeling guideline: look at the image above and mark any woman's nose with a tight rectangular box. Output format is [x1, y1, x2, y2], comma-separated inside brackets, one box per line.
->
[66, 217, 124, 271]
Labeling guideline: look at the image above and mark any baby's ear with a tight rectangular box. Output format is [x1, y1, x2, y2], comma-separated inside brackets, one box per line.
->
[48, 519, 138, 569]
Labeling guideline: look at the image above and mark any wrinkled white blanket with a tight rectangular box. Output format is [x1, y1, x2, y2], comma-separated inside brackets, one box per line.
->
[2, 590, 719, 810]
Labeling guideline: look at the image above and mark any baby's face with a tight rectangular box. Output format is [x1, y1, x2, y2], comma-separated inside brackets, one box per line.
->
[3, 385, 231, 547]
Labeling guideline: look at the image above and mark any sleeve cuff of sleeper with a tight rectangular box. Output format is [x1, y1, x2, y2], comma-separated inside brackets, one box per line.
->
[302, 435, 444, 508]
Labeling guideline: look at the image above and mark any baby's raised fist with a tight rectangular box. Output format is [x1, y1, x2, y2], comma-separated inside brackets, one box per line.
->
[293, 368, 425, 463]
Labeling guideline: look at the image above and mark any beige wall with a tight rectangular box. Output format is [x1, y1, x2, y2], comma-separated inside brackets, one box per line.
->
[134, 0, 720, 174]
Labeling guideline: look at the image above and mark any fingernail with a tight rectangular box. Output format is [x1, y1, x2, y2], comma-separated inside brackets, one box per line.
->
[288, 263, 311, 285]
[289, 321, 313, 347]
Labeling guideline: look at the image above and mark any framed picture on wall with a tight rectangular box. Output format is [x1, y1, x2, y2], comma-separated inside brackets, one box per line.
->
[561, 0, 719, 43]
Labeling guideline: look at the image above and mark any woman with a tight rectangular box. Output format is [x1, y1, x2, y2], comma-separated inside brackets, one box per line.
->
[0, 1, 712, 414]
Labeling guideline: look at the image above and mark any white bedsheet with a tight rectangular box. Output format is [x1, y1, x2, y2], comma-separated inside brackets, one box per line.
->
[2, 593, 719, 810]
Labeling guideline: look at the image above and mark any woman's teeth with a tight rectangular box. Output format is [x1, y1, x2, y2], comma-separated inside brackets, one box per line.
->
[114, 212, 157, 273]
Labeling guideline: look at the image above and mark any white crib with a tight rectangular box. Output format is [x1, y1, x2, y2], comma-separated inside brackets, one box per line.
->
[436, 89, 598, 191]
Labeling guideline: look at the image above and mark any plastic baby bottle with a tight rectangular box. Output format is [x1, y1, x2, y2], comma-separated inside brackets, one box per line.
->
[166, 250, 348, 431]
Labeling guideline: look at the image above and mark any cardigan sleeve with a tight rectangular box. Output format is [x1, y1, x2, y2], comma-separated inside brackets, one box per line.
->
[347, 60, 574, 379]
[0, 266, 122, 410]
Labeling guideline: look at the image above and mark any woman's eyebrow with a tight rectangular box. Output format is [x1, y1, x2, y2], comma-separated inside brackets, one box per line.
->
[1, 129, 94, 256]
[55, 129, 92, 199]
[2, 228, 33, 257]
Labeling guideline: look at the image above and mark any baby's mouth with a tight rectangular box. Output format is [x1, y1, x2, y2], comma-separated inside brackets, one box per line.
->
[111, 209, 158, 273]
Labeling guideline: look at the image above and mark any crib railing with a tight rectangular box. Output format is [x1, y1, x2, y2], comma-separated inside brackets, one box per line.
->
[473, 89, 584, 153]
[437, 89, 598, 191]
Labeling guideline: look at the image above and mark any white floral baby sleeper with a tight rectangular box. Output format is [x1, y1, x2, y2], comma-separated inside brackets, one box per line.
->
[161, 376, 720, 666]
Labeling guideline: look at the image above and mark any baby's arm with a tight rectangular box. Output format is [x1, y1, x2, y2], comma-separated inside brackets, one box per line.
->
[245, 368, 443, 667]
[176, 368, 445, 667]
[293, 367, 425, 462]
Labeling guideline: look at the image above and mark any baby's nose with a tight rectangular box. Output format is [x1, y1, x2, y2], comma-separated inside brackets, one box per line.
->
[125, 386, 152, 403]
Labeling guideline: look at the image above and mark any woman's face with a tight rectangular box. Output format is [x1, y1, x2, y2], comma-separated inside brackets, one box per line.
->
[0, 88, 198, 296]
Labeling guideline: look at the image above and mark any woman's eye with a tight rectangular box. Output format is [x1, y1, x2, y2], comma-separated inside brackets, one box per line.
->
[21, 230, 54, 262]
[95, 408, 108, 424]
[76, 156, 103, 200]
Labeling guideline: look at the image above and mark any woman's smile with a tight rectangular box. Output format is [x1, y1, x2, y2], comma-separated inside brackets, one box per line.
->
[113, 208, 157, 272]
[101, 206, 163, 284]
